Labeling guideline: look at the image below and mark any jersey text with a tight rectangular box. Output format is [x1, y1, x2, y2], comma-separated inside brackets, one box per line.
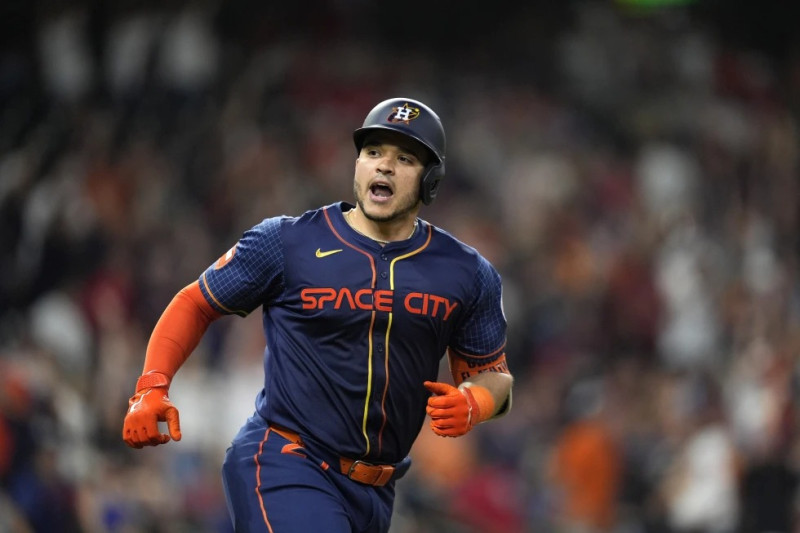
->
[300, 287, 458, 320]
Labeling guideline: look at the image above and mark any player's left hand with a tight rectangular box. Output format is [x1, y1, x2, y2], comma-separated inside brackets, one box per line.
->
[122, 387, 182, 448]
[424, 381, 482, 437]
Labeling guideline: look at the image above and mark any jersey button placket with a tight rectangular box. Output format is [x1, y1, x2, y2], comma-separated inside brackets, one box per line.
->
[373, 254, 389, 360]
[379, 252, 390, 283]
[376, 252, 391, 289]
[370, 251, 390, 444]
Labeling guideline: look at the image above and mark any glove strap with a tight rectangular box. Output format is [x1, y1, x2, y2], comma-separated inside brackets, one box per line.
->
[135, 371, 171, 392]
[458, 384, 495, 426]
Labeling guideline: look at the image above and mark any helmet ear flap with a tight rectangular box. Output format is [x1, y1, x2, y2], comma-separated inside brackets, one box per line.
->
[420, 161, 445, 205]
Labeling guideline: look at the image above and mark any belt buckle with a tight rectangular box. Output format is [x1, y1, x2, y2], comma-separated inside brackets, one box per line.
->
[347, 459, 394, 486]
[347, 459, 371, 477]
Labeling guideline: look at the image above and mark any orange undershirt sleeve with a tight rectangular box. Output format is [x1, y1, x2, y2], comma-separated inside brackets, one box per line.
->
[448, 349, 512, 419]
[141, 280, 223, 385]
[447, 350, 510, 386]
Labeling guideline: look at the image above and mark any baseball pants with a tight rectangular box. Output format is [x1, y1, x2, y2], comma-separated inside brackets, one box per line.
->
[221, 414, 396, 533]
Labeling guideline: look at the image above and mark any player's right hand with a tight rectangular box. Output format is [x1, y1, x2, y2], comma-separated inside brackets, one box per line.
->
[122, 387, 182, 448]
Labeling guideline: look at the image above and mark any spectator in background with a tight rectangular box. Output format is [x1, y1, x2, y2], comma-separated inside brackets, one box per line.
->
[549, 376, 623, 532]
[659, 374, 740, 533]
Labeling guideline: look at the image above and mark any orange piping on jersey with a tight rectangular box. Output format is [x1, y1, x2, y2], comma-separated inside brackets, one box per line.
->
[448, 341, 507, 360]
[377, 224, 433, 454]
[323, 207, 378, 456]
[322, 207, 377, 282]
[201, 271, 249, 317]
[447, 346, 510, 368]
[254, 428, 276, 533]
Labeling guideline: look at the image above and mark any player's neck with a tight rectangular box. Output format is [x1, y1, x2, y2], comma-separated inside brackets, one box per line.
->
[345, 207, 417, 246]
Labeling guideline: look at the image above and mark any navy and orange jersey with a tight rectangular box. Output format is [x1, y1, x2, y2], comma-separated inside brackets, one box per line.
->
[198, 202, 507, 464]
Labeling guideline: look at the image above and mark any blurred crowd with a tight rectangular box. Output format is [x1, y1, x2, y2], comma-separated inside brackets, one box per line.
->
[1, 1, 799, 532]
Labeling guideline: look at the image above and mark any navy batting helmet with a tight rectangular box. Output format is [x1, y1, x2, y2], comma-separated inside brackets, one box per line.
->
[353, 97, 446, 205]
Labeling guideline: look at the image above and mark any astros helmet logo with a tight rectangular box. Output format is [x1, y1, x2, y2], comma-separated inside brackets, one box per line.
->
[387, 103, 420, 124]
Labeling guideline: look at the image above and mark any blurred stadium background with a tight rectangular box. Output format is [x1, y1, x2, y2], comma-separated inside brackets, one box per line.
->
[1, 1, 798, 532]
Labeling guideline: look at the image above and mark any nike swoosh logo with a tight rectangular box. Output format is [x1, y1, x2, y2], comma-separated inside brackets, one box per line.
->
[129, 389, 151, 413]
[316, 248, 343, 258]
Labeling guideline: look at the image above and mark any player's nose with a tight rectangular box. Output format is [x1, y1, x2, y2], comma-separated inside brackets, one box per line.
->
[376, 163, 394, 175]
[375, 155, 396, 174]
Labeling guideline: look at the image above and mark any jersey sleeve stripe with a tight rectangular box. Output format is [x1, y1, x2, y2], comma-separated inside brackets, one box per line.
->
[201, 271, 249, 317]
[448, 341, 507, 360]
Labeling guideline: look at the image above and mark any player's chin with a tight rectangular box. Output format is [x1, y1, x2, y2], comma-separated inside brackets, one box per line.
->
[362, 196, 396, 218]
[361, 191, 419, 222]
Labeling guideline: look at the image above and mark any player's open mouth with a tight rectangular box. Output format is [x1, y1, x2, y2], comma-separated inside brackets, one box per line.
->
[370, 183, 393, 199]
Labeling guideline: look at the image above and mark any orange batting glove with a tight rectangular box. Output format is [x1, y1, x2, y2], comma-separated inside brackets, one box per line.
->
[424, 381, 495, 438]
[122, 372, 181, 448]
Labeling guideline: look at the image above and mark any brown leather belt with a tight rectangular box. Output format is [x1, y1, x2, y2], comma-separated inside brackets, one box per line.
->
[270, 425, 397, 487]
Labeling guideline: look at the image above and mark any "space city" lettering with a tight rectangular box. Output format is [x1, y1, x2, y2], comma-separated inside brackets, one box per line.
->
[300, 287, 458, 321]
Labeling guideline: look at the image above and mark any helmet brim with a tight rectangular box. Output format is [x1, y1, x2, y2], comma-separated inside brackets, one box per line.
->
[353, 125, 442, 166]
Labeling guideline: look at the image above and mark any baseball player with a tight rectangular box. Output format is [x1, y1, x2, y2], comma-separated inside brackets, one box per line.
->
[122, 97, 514, 533]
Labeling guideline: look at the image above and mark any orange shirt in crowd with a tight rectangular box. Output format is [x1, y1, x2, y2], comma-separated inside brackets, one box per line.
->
[551, 419, 622, 530]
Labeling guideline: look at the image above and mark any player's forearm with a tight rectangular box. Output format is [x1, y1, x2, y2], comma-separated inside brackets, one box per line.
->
[461, 371, 514, 418]
[141, 280, 222, 383]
